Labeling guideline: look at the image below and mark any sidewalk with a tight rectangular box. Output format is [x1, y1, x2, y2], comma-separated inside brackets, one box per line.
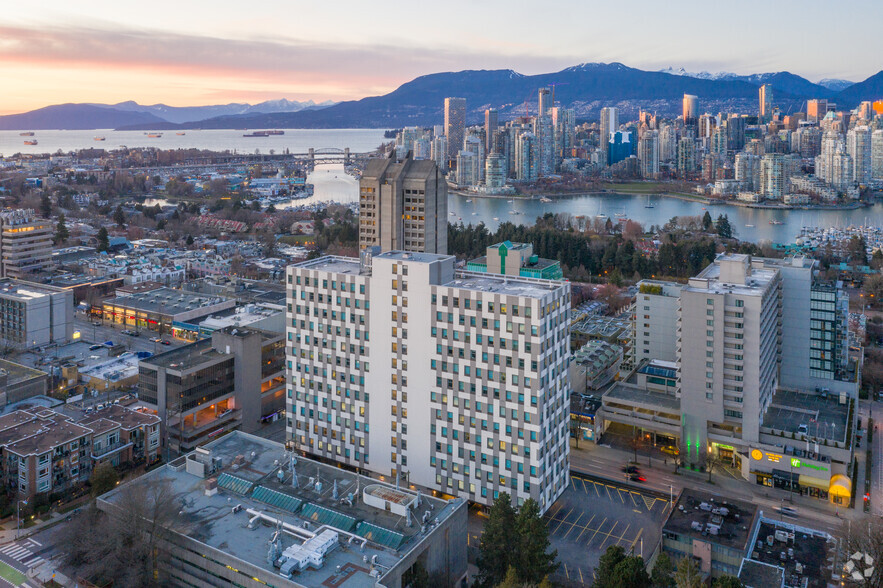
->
[569, 438, 855, 532]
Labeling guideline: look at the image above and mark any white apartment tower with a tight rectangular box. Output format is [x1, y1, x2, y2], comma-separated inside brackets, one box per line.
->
[678, 255, 781, 465]
[286, 251, 571, 512]
[638, 129, 660, 178]
[847, 125, 872, 185]
[873, 129, 883, 180]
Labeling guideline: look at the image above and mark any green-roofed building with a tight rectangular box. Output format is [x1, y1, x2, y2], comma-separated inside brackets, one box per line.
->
[466, 241, 563, 280]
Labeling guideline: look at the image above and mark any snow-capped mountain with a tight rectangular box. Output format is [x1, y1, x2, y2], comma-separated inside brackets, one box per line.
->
[817, 78, 854, 92]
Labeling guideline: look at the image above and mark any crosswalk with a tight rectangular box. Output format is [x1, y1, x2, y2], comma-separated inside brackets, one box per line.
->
[0, 539, 45, 569]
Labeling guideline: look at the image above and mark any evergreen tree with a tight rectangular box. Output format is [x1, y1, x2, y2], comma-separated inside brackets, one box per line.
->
[497, 567, 521, 588]
[513, 498, 558, 584]
[96, 226, 109, 252]
[477, 493, 517, 587]
[113, 204, 126, 227]
[702, 211, 713, 231]
[711, 576, 744, 588]
[39, 193, 52, 218]
[593, 545, 626, 588]
[715, 214, 733, 239]
[266, 204, 277, 214]
[185, 235, 194, 246]
[611, 555, 651, 588]
[674, 557, 702, 588]
[650, 552, 675, 588]
[54, 213, 69, 245]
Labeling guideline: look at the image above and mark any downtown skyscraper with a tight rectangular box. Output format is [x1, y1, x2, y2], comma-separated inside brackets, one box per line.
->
[444, 97, 466, 163]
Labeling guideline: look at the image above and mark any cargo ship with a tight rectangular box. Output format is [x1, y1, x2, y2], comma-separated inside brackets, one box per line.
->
[94, 136, 106, 141]
[147, 133, 163, 138]
[24, 140, 38, 145]
[243, 131, 271, 137]
[19, 131, 34, 136]
[176, 132, 186, 135]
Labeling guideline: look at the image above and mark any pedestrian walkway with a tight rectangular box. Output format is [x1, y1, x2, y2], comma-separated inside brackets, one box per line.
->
[0, 540, 44, 570]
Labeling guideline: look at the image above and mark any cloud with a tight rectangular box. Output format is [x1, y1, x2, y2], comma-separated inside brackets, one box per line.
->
[0, 24, 578, 101]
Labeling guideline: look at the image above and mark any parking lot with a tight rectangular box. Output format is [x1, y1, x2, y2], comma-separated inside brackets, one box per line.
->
[545, 473, 672, 586]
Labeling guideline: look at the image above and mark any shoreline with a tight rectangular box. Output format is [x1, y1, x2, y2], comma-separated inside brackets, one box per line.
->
[449, 187, 869, 212]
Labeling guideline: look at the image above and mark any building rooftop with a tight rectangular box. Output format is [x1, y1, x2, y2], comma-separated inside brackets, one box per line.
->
[375, 251, 453, 264]
[99, 431, 465, 588]
[744, 519, 832, 588]
[738, 559, 785, 588]
[3, 413, 92, 457]
[0, 279, 66, 301]
[79, 354, 141, 384]
[293, 256, 364, 276]
[103, 287, 231, 316]
[762, 389, 850, 443]
[687, 254, 779, 297]
[140, 339, 226, 371]
[0, 359, 47, 388]
[446, 271, 564, 299]
[663, 488, 758, 552]
[604, 382, 681, 412]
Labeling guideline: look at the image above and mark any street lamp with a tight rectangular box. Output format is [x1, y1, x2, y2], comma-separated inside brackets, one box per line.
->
[16, 499, 28, 539]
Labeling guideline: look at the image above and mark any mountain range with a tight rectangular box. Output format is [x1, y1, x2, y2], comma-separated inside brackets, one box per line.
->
[1, 63, 880, 131]
[0, 98, 336, 130]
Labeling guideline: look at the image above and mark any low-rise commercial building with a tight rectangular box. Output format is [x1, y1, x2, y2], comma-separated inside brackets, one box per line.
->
[101, 286, 235, 339]
[97, 431, 468, 588]
[0, 359, 48, 407]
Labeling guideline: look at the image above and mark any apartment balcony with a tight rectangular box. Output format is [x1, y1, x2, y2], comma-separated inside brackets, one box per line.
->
[91, 440, 133, 460]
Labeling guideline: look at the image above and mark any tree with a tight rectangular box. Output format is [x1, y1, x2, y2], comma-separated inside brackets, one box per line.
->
[674, 557, 702, 588]
[840, 517, 883, 588]
[715, 214, 732, 239]
[847, 235, 869, 265]
[513, 498, 558, 584]
[185, 234, 194, 246]
[593, 545, 626, 587]
[611, 555, 651, 588]
[498, 567, 521, 588]
[114, 204, 126, 227]
[39, 193, 52, 218]
[62, 478, 179, 587]
[477, 493, 517, 587]
[89, 462, 119, 496]
[711, 576, 744, 588]
[96, 226, 109, 252]
[705, 452, 720, 483]
[54, 213, 69, 244]
[650, 552, 675, 588]
[266, 204, 276, 214]
[702, 211, 713, 232]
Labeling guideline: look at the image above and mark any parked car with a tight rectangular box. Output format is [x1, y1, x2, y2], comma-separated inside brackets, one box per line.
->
[89, 344, 104, 351]
[661, 445, 680, 456]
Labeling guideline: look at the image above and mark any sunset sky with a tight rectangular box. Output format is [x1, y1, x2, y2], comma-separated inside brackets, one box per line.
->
[3, 0, 880, 114]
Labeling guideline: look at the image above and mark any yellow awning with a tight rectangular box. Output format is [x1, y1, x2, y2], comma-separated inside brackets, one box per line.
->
[798, 474, 829, 491]
[829, 474, 852, 498]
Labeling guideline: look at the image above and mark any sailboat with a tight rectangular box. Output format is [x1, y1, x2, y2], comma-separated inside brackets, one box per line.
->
[644, 195, 654, 209]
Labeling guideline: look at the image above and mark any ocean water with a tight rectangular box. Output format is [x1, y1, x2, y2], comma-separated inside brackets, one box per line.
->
[0, 128, 388, 157]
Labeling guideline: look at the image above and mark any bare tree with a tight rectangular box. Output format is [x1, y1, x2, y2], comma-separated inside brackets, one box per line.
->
[840, 518, 883, 588]
[62, 477, 179, 587]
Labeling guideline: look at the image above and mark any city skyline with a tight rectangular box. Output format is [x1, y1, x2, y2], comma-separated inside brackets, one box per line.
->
[2, 0, 881, 114]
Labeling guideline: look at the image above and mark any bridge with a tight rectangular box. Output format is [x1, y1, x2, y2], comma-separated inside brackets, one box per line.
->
[108, 147, 384, 175]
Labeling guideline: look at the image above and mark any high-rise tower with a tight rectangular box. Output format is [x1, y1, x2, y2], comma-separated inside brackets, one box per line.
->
[444, 97, 466, 163]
